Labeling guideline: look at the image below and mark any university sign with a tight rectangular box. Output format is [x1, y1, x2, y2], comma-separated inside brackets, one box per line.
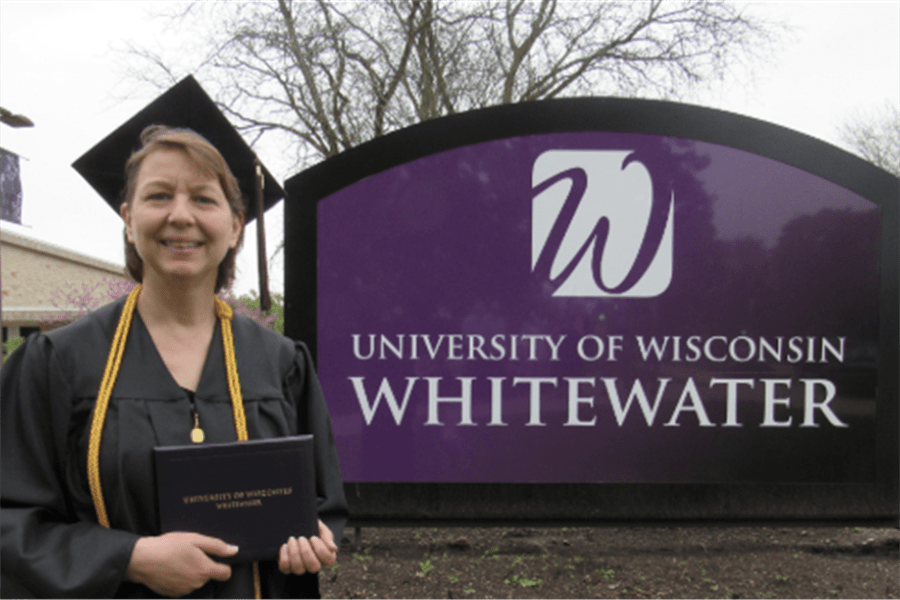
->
[285, 99, 898, 519]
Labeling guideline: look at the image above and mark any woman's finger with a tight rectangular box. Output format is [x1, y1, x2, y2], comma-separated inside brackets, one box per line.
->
[189, 533, 239, 558]
[285, 536, 307, 576]
[310, 536, 337, 567]
[297, 536, 322, 573]
[318, 520, 337, 551]
[278, 541, 291, 574]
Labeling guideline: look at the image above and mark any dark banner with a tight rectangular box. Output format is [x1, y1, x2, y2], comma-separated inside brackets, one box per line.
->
[0, 148, 23, 224]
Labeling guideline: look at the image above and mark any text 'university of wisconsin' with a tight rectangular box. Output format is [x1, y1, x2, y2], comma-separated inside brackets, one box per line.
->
[351, 334, 848, 364]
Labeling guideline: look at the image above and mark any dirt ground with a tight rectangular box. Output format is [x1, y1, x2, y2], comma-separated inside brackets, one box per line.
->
[320, 524, 898, 599]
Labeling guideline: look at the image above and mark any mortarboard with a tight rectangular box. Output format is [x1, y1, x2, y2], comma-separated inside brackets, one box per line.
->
[72, 75, 281, 309]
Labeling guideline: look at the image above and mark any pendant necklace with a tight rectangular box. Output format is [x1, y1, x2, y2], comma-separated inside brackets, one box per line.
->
[187, 389, 205, 444]
[191, 413, 205, 444]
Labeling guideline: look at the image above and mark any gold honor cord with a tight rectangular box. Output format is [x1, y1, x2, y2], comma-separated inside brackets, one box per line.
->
[215, 298, 248, 442]
[87, 286, 141, 528]
[87, 286, 262, 599]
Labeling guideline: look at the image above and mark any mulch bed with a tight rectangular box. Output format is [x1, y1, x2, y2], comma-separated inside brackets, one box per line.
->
[320, 524, 899, 599]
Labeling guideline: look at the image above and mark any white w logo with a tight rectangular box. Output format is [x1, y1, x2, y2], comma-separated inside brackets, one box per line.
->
[531, 150, 674, 297]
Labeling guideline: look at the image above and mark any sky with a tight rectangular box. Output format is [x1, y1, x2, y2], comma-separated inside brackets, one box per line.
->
[1, 1, 898, 296]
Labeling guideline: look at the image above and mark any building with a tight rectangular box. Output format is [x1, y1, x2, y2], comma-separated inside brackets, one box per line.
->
[1, 227, 132, 345]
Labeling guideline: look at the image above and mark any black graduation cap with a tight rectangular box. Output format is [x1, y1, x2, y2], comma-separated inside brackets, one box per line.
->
[72, 75, 281, 309]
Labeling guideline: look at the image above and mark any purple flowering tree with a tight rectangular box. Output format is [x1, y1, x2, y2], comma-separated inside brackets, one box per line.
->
[40, 278, 281, 331]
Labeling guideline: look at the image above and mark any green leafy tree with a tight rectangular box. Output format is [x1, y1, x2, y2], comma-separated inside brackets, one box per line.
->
[219, 289, 284, 334]
[2, 336, 26, 362]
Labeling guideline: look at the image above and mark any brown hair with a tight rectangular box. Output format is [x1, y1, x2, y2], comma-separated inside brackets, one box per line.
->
[121, 125, 246, 292]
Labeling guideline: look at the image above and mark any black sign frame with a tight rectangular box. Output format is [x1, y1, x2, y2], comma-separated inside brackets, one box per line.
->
[285, 98, 898, 523]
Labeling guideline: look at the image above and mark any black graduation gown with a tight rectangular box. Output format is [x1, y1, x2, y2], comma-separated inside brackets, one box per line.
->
[1, 296, 348, 598]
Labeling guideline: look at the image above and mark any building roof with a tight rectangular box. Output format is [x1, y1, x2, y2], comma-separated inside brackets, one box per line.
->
[1, 226, 125, 276]
[2, 226, 130, 325]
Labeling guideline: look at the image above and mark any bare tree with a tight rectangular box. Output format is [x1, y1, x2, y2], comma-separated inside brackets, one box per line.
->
[128, 0, 782, 170]
[839, 102, 900, 178]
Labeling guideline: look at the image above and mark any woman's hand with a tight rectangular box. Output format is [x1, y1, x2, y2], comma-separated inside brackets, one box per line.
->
[278, 520, 339, 576]
[126, 532, 238, 597]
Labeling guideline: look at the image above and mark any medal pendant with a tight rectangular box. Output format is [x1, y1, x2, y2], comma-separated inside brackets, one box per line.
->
[191, 426, 205, 444]
[190, 412, 205, 444]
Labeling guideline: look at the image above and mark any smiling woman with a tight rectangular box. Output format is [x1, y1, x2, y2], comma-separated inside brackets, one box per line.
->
[0, 77, 347, 599]
[120, 128, 244, 294]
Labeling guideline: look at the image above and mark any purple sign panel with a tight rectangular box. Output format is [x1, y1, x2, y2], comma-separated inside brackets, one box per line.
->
[315, 132, 880, 483]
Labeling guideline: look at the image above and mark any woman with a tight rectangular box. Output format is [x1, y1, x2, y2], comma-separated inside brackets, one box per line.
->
[0, 125, 348, 598]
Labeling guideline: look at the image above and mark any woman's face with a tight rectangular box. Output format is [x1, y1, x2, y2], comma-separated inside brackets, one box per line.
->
[121, 147, 243, 290]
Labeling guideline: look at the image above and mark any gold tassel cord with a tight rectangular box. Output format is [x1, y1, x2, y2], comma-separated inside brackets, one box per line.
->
[88, 288, 262, 599]
[215, 298, 248, 442]
[87, 285, 141, 528]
